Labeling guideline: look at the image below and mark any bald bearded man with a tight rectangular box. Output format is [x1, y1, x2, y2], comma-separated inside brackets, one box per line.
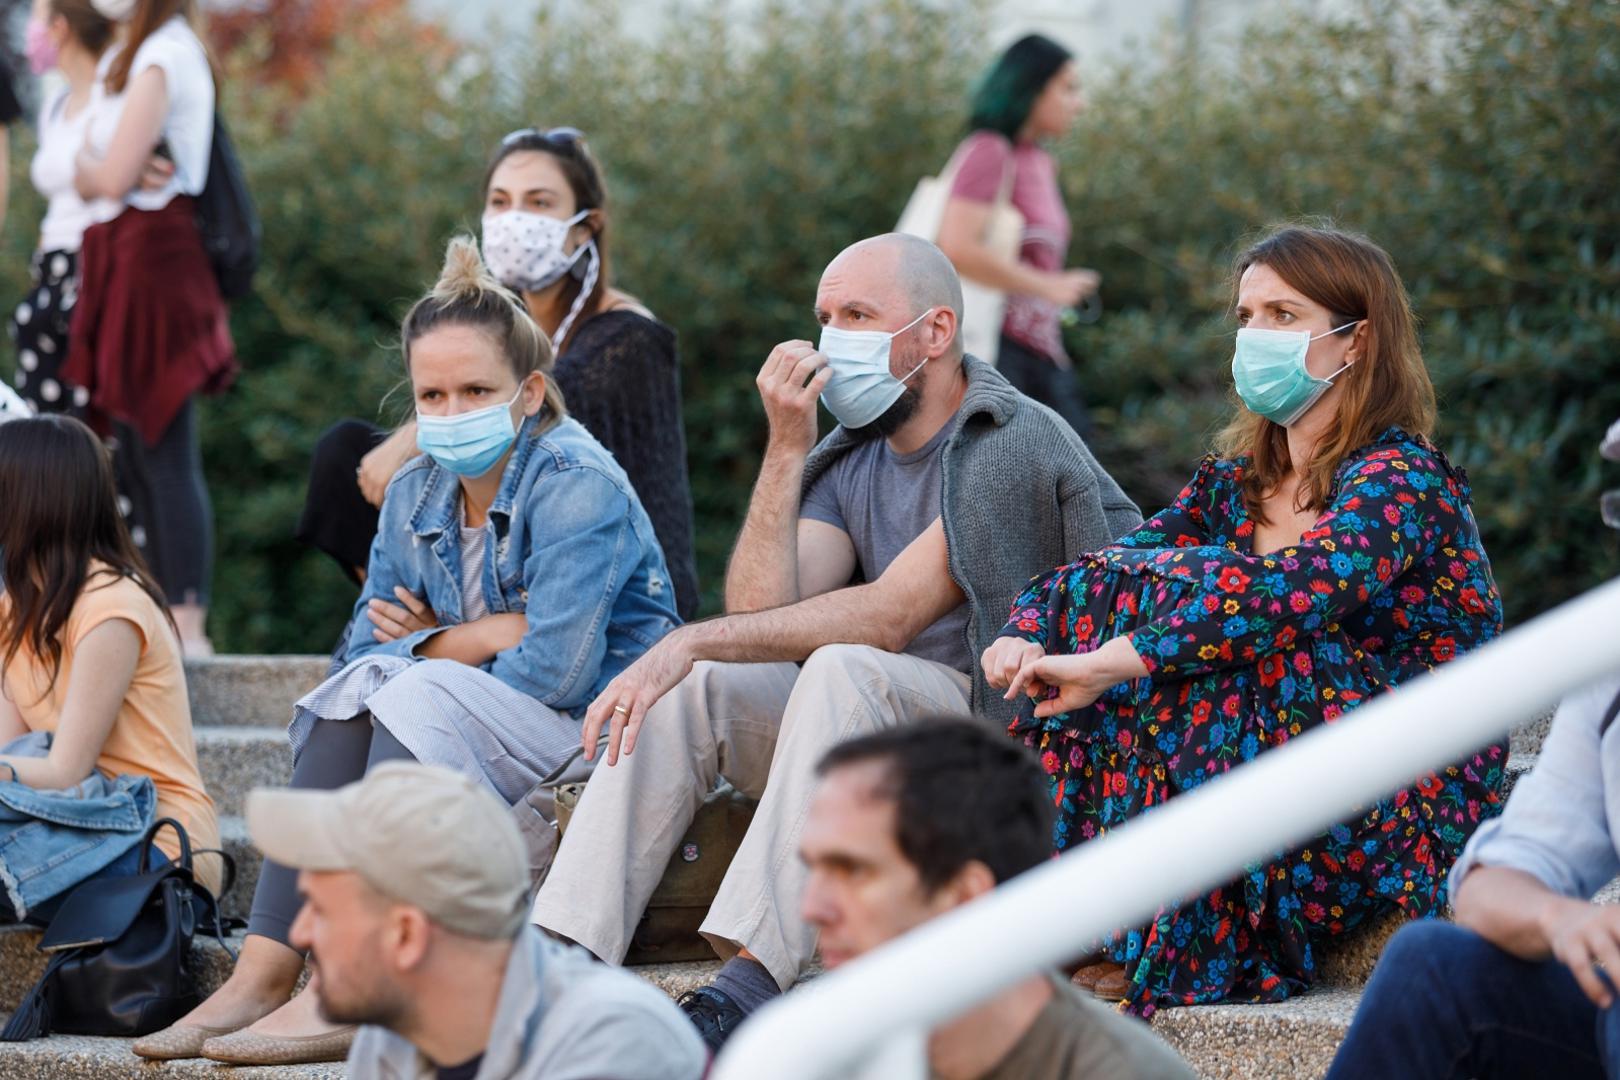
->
[531, 233, 1140, 1051]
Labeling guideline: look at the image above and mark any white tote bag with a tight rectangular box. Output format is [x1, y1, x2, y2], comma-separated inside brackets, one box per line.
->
[896, 138, 1023, 366]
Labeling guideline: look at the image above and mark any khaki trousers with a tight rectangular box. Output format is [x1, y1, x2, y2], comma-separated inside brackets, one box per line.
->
[530, 644, 972, 989]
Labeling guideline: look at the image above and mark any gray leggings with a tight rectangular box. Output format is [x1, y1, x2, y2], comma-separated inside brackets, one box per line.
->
[246, 716, 414, 947]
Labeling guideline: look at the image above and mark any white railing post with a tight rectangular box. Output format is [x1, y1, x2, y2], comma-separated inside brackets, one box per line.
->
[714, 576, 1620, 1080]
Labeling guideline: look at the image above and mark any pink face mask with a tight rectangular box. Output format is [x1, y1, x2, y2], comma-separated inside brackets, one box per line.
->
[25, 18, 58, 76]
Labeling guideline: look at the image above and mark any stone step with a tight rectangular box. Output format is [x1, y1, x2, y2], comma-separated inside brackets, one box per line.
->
[1510, 708, 1556, 757]
[1149, 986, 1359, 1080]
[184, 655, 329, 729]
[195, 726, 293, 818]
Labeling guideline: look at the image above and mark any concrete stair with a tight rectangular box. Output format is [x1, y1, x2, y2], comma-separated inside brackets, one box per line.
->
[0, 655, 1563, 1078]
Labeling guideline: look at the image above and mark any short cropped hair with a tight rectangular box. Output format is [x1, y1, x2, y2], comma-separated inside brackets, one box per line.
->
[815, 719, 1054, 893]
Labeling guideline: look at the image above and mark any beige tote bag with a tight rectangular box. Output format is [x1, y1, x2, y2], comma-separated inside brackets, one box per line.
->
[896, 138, 1024, 365]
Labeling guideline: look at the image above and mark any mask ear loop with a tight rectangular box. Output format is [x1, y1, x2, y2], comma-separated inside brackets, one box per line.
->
[1312, 320, 1362, 383]
[894, 307, 937, 383]
[553, 241, 600, 349]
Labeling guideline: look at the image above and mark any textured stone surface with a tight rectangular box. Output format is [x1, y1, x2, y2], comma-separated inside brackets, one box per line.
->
[220, 815, 259, 920]
[1510, 707, 1556, 757]
[195, 726, 294, 817]
[1149, 987, 1360, 1080]
[1314, 910, 1404, 989]
[185, 655, 329, 728]
[0, 1035, 344, 1079]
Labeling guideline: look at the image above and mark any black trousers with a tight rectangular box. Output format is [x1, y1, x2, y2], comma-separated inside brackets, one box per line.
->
[996, 333, 1092, 440]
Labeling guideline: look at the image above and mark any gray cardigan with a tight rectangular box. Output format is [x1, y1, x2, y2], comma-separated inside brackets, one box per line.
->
[803, 356, 1142, 726]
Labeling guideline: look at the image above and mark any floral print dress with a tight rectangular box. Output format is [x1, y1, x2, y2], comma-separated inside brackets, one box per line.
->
[1000, 427, 1506, 1014]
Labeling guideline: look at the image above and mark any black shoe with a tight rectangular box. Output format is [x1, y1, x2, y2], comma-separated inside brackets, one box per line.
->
[677, 986, 747, 1053]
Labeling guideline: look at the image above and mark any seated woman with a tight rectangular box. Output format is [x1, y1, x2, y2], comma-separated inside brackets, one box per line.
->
[298, 126, 699, 619]
[138, 238, 681, 1065]
[981, 224, 1506, 1014]
[0, 415, 222, 916]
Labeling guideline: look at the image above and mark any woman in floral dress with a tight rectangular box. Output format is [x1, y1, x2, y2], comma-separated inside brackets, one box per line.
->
[981, 224, 1505, 1014]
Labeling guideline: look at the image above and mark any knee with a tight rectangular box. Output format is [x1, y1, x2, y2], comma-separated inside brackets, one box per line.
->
[389, 658, 462, 692]
[799, 643, 891, 688]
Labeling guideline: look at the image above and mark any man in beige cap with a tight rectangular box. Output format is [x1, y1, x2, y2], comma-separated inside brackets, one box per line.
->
[245, 761, 706, 1079]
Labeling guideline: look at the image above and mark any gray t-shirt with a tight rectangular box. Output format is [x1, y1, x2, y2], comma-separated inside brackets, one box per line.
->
[962, 974, 1196, 1080]
[800, 421, 971, 671]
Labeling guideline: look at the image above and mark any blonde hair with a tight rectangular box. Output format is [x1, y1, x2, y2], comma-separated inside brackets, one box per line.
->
[1216, 223, 1435, 523]
[401, 237, 567, 434]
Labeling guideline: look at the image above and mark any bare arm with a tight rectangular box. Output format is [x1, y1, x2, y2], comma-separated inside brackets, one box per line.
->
[723, 340, 850, 611]
[936, 197, 1097, 306]
[358, 421, 420, 509]
[0, 620, 138, 790]
[588, 518, 962, 763]
[76, 67, 167, 200]
[413, 613, 527, 666]
[1454, 864, 1620, 1007]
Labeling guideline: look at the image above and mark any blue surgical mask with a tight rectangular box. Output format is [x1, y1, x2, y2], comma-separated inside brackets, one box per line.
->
[818, 309, 934, 430]
[415, 386, 525, 478]
[1231, 322, 1358, 426]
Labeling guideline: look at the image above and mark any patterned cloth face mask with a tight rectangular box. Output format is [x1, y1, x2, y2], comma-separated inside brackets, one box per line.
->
[1231, 321, 1359, 427]
[481, 209, 600, 344]
[817, 309, 935, 430]
[416, 386, 526, 478]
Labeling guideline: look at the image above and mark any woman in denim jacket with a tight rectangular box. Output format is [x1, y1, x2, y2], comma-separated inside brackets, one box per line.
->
[0, 415, 222, 917]
[138, 238, 680, 1065]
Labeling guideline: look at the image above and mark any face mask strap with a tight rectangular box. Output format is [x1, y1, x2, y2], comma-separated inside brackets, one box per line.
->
[553, 242, 600, 347]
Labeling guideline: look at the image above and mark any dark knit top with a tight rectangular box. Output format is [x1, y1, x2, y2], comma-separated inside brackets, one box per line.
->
[554, 309, 699, 619]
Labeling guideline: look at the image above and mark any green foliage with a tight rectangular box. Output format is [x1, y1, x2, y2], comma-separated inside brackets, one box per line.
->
[1, 0, 1611, 650]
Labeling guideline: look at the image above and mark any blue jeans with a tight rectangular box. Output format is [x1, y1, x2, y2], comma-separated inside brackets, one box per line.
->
[1327, 920, 1620, 1080]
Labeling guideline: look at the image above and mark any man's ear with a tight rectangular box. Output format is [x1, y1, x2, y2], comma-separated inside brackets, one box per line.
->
[390, 907, 434, 973]
[929, 306, 958, 359]
[942, 860, 997, 907]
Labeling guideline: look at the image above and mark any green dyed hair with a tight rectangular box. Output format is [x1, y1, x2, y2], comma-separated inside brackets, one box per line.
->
[968, 34, 1073, 140]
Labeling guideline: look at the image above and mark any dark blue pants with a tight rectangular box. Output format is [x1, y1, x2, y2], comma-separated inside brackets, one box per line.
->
[1327, 920, 1620, 1080]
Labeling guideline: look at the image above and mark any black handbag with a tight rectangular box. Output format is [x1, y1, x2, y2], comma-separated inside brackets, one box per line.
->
[194, 113, 261, 300]
[0, 818, 236, 1041]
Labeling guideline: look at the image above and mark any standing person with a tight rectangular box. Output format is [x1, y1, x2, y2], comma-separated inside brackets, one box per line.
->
[936, 33, 1099, 436]
[981, 224, 1506, 1013]
[136, 237, 679, 1066]
[799, 721, 1194, 1079]
[0, 416, 222, 912]
[300, 126, 700, 618]
[70, 0, 236, 656]
[243, 763, 706, 1080]
[15, 0, 160, 566]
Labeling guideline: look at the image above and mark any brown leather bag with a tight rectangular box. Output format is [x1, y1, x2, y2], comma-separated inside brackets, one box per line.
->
[555, 781, 757, 964]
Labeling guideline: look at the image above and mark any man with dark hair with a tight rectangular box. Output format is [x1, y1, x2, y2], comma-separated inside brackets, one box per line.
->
[801, 720, 1193, 1079]
[531, 233, 1139, 1048]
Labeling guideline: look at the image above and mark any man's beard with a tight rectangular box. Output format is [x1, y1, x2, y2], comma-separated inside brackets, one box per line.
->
[845, 358, 927, 442]
[316, 970, 408, 1031]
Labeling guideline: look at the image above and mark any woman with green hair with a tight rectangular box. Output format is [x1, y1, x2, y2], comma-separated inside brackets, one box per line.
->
[936, 33, 1099, 435]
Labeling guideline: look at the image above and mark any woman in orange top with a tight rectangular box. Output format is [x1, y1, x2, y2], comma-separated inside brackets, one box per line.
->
[0, 414, 220, 897]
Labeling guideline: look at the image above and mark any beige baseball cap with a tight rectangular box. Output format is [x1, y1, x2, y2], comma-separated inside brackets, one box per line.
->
[246, 761, 529, 939]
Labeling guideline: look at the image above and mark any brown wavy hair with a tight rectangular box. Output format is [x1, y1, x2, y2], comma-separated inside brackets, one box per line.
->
[1215, 224, 1437, 524]
[0, 416, 172, 693]
[48, 0, 115, 57]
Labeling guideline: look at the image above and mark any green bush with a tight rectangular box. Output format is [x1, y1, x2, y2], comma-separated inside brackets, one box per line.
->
[1, 0, 1611, 651]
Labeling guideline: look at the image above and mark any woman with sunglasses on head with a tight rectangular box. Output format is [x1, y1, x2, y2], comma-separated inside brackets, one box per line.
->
[980, 224, 1506, 1015]
[299, 126, 699, 620]
[138, 237, 679, 1065]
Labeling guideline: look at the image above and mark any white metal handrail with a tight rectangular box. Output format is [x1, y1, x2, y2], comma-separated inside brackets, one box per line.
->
[714, 576, 1620, 1080]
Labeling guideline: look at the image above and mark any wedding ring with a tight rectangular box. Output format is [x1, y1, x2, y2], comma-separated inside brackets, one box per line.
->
[613, 704, 629, 714]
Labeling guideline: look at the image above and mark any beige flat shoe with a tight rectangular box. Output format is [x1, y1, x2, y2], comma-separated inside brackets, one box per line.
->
[200, 1025, 357, 1065]
[132, 1022, 238, 1060]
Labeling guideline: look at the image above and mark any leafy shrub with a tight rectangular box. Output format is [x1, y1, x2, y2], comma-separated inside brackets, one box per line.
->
[1, 0, 1610, 651]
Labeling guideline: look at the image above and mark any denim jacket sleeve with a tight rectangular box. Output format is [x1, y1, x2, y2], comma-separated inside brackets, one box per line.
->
[488, 465, 637, 711]
[339, 501, 432, 664]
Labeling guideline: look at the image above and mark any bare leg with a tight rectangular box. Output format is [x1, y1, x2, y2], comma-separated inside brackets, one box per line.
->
[164, 933, 304, 1030]
[172, 602, 212, 657]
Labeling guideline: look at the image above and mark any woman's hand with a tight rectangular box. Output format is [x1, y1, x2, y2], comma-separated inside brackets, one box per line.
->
[1006, 636, 1149, 718]
[981, 637, 1046, 691]
[368, 587, 438, 643]
[1042, 268, 1101, 308]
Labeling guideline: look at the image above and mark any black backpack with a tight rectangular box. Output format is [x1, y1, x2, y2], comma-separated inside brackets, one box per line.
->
[0, 818, 236, 1040]
[194, 114, 260, 301]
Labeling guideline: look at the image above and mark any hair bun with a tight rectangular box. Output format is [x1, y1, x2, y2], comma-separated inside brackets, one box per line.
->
[432, 235, 506, 305]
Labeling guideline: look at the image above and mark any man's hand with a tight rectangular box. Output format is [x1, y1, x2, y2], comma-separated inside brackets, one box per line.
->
[757, 340, 830, 457]
[981, 637, 1046, 691]
[368, 587, 439, 643]
[580, 629, 697, 766]
[1543, 897, 1620, 1008]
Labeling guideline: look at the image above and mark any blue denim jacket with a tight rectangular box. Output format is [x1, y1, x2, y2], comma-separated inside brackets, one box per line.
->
[0, 732, 158, 920]
[342, 414, 680, 712]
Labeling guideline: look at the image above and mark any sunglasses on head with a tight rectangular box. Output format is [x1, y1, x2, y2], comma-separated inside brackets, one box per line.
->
[500, 126, 585, 149]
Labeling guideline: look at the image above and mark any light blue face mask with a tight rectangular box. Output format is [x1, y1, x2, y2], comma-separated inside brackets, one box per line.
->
[817, 308, 934, 430]
[415, 385, 525, 478]
[1231, 322, 1359, 427]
